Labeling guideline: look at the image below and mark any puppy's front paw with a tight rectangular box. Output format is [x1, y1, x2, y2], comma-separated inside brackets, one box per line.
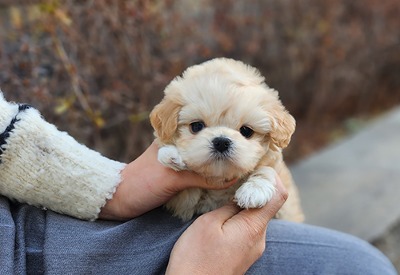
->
[234, 177, 276, 209]
[158, 145, 187, 171]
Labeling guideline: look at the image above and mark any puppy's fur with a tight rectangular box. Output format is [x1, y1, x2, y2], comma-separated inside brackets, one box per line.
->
[150, 58, 304, 222]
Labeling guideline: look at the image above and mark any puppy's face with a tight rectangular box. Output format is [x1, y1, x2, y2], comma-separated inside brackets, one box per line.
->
[150, 58, 295, 181]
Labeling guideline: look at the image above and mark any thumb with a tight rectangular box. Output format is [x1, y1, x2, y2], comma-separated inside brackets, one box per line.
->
[203, 202, 242, 223]
[231, 176, 288, 232]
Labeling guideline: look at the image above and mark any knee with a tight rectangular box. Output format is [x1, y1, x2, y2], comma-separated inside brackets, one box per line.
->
[328, 232, 396, 274]
[250, 220, 397, 274]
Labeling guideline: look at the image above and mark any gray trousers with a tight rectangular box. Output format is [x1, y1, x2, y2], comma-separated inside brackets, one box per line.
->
[0, 196, 396, 275]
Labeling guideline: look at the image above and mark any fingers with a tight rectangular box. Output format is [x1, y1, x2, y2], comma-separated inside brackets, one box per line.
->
[207, 178, 239, 190]
[230, 176, 288, 232]
[171, 169, 237, 192]
[261, 175, 288, 219]
[179, 171, 238, 190]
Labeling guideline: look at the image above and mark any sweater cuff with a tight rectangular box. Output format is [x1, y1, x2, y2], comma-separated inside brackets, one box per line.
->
[0, 99, 126, 220]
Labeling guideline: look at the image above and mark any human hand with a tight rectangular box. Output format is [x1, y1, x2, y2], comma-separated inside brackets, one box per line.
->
[166, 176, 288, 275]
[99, 142, 236, 220]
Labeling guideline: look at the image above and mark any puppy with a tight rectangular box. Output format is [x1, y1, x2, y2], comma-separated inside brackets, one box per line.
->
[150, 58, 304, 222]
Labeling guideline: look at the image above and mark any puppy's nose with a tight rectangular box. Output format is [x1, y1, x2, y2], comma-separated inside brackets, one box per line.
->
[212, 137, 232, 153]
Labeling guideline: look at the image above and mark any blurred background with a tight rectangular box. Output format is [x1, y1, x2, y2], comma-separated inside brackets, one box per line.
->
[1, 0, 400, 271]
[1, 0, 399, 163]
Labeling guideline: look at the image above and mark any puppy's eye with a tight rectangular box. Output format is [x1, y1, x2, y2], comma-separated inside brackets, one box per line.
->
[240, 126, 254, 138]
[190, 121, 206, 134]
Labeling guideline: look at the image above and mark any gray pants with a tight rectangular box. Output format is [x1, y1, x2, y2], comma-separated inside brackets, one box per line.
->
[0, 197, 396, 275]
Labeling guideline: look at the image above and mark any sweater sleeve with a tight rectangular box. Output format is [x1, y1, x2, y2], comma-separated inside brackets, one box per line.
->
[0, 92, 126, 220]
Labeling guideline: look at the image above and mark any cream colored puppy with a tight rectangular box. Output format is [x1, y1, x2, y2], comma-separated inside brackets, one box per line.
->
[150, 58, 304, 222]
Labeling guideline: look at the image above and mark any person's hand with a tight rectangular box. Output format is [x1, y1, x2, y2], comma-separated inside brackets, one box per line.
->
[166, 176, 288, 275]
[99, 142, 236, 220]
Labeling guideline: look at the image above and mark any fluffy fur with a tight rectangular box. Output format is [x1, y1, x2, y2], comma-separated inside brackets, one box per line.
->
[150, 58, 304, 222]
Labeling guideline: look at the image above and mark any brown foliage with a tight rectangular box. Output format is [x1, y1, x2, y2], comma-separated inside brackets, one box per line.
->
[1, 0, 399, 162]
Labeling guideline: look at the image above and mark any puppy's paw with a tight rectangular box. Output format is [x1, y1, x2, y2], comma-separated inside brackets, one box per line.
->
[158, 145, 187, 171]
[234, 168, 277, 208]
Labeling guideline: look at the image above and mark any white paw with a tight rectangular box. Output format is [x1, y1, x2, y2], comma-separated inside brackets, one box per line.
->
[158, 145, 187, 171]
[234, 177, 276, 209]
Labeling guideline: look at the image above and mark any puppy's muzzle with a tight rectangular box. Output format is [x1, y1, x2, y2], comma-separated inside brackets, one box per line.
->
[212, 136, 232, 153]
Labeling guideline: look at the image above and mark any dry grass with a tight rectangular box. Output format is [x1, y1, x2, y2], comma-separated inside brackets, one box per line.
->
[1, 0, 399, 163]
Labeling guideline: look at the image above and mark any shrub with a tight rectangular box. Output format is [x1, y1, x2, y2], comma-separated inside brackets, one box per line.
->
[1, 0, 399, 162]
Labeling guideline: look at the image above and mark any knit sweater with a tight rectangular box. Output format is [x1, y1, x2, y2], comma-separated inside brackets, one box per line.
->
[0, 92, 126, 220]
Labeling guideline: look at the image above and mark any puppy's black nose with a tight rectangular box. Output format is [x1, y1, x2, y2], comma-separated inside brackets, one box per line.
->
[212, 137, 232, 153]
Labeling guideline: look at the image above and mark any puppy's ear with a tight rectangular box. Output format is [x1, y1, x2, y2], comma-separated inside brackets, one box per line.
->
[150, 93, 182, 143]
[268, 106, 296, 150]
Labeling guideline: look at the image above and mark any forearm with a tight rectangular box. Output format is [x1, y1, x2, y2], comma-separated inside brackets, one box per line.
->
[0, 93, 126, 220]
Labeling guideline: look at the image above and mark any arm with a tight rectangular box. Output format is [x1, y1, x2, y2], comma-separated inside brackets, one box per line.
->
[0, 93, 125, 220]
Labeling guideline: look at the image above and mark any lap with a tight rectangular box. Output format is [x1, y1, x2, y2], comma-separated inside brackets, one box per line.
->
[249, 220, 396, 274]
[44, 207, 188, 274]
[2, 198, 396, 274]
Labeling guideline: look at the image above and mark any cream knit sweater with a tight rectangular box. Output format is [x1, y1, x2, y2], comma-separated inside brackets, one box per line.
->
[0, 93, 126, 220]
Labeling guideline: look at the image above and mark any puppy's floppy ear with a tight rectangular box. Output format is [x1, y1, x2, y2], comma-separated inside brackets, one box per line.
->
[150, 90, 183, 143]
[267, 106, 296, 150]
